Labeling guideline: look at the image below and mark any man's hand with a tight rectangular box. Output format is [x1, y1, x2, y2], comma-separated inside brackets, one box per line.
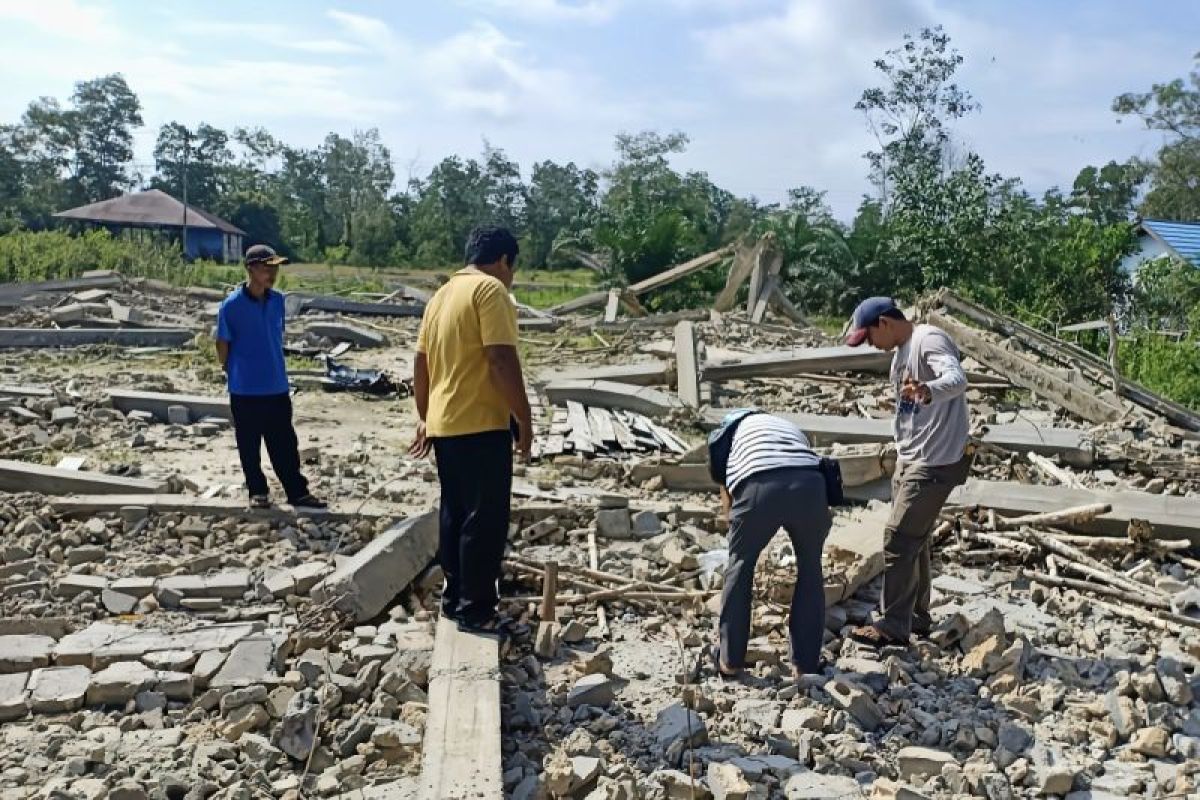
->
[900, 378, 932, 405]
[515, 417, 533, 463]
[719, 486, 732, 523]
[408, 421, 432, 458]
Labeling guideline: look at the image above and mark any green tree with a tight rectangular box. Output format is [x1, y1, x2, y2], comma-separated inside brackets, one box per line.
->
[1113, 53, 1200, 220]
[70, 74, 143, 201]
[151, 122, 232, 211]
[1068, 160, 1149, 225]
[525, 160, 599, 268]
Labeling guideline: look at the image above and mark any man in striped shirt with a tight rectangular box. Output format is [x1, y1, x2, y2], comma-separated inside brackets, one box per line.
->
[712, 412, 832, 679]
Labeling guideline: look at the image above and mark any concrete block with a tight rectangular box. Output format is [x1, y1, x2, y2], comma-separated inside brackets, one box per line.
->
[0, 635, 56, 673]
[825, 678, 884, 731]
[87, 661, 157, 706]
[210, 637, 276, 689]
[28, 666, 90, 713]
[55, 574, 109, 598]
[166, 405, 190, 425]
[305, 323, 388, 348]
[311, 512, 438, 623]
[0, 672, 29, 720]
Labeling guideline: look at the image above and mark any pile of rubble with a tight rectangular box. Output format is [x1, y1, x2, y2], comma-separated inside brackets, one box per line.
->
[1, 242, 1200, 799]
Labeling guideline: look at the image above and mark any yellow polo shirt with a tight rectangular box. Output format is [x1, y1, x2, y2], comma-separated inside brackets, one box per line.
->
[416, 268, 520, 437]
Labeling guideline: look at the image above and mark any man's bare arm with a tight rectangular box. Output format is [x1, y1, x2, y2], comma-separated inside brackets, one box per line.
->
[215, 339, 230, 370]
[413, 352, 430, 422]
[409, 352, 432, 457]
[484, 344, 533, 458]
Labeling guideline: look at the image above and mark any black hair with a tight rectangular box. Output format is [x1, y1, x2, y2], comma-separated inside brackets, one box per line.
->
[464, 226, 519, 267]
[878, 307, 907, 323]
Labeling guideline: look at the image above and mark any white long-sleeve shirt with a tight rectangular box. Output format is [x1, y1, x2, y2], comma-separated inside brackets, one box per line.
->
[891, 324, 969, 466]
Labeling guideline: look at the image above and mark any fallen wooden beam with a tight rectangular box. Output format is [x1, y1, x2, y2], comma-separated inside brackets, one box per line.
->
[419, 616, 503, 799]
[928, 311, 1125, 425]
[703, 346, 891, 381]
[0, 460, 165, 495]
[935, 290, 1200, 432]
[544, 380, 686, 417]
[311, 511, 439, 622]
[108, 390, 231, 422]
[0, 328, 194, 348]
[674, 321, 701, 408]
[950, 480, 1200, 543]
[48, 494, 383, 523]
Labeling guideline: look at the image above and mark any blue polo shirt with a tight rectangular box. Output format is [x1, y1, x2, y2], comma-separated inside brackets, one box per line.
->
[216, 284, 289, 396]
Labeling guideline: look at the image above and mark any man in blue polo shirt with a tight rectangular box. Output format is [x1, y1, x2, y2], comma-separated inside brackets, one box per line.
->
[215, 244, 326, 510]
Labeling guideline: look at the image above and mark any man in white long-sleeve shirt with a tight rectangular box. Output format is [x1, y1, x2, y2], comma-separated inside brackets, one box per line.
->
[842, 297, 973, 646]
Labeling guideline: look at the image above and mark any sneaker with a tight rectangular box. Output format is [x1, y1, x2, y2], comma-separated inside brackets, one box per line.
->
[249, 495, 271, 509]
[291, 494, 328, 510]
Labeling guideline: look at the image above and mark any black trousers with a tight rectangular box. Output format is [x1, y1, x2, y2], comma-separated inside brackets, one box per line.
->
[432, 429, 513, 625]
[229, 393, 310, 502]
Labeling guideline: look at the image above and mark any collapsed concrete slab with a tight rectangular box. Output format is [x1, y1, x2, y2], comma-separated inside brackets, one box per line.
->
[823, 505, 890, 606]
[311, 511, 439, 623]
[291, 294, 425, 318]
[49, 494, 377, 524]
[0, 459, 165, 495]
[0, 328, 194, 348]
[107, 390, 231, 422]
[702, 345, 891, 381]
[549, 362, 672, 387]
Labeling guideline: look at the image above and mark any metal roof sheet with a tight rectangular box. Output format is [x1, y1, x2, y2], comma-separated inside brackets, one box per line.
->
[53, 189, 245, 235]
[1141, 218, 1200, 268]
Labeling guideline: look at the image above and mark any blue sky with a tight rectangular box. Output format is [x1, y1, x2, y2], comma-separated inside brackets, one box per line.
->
[0, 0, 1195, 218]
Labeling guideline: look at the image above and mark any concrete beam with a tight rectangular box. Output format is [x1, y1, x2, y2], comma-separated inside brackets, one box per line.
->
[49, 494, 382, 524]
[544, 362, 672, 387]
[627, 246, 733, 295]
[949, 479, 1200, 544]
[108, 390, 231, 423]
[293, 294, 424, 318]
[543, 380, 686, 417]
[0, 329, 194, 349]
[628, 449, 892, 493]
[311, 511, 439, 623]
[673, 321, 701, 408]
[0, 385, 53, 398]
[0, 460, 164, 495]
[0, 272, 122, 305]
[703, 346, 891, 381]
[419, 616, 502, 799]
[699, 411, 1095, 466]
[929, 311, 1124, 425]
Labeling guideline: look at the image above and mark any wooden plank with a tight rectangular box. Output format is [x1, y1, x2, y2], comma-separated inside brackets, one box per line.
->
[546, 380, 686, 417]
[0, 329, 194, 348]
[108, 390, 231, 422]
[419, 617, 502, 799]
[929, 311, 1124, 425]
[673, 321, 701, 408]
[587, 407, 618, 445]
[949, 479, 1200, 544]
[609, 412, 638, 450]
[703, 346, 891, 381]
[627, 246, 733, 296]
[49, 494, 383, 523]
[0, 460, 164, 495]
[565, 401, 594, 456]
[603, 289, 621, 323]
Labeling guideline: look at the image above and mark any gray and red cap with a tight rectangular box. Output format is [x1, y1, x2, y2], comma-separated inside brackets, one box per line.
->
[844, 296, 899, 347]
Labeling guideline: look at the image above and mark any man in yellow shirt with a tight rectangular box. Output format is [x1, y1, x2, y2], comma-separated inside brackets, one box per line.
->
[410, 226, 532, 635]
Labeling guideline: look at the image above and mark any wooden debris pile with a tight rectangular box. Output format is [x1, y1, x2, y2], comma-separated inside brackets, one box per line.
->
[535, 401, 688, 460]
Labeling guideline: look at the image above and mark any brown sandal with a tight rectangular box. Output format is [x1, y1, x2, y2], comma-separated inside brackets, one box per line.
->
[848, 625, 907, 647]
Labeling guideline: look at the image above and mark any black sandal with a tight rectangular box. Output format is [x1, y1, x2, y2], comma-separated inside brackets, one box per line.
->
[458, 615, 513, 640]
[709, 645, 741, 680]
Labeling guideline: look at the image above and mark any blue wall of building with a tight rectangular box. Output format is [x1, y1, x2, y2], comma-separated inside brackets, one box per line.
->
[184, 229, 225, 261]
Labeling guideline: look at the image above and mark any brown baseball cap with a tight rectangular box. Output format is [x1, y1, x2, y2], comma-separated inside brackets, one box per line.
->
[244, 244, 288, 267]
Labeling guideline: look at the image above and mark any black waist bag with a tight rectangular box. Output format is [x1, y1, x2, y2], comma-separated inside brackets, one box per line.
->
[818, 457, 846, 507]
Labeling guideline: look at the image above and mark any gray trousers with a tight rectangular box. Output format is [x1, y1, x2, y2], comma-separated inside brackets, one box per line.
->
[720, 467, 831, 673]
[876, 453, 972, 640]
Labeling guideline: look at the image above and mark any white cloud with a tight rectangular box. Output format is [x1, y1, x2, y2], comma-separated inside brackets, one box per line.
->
[0, 0, 120, 42]
[459, 0, 622, 24]
[327, 9, 398, 50]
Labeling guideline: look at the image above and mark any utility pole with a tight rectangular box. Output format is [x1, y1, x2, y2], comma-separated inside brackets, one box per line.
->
[181, 129, 190, 260]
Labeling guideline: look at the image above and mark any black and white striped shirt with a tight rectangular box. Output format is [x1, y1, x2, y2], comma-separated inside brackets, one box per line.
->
[725, 413, 819, 492]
